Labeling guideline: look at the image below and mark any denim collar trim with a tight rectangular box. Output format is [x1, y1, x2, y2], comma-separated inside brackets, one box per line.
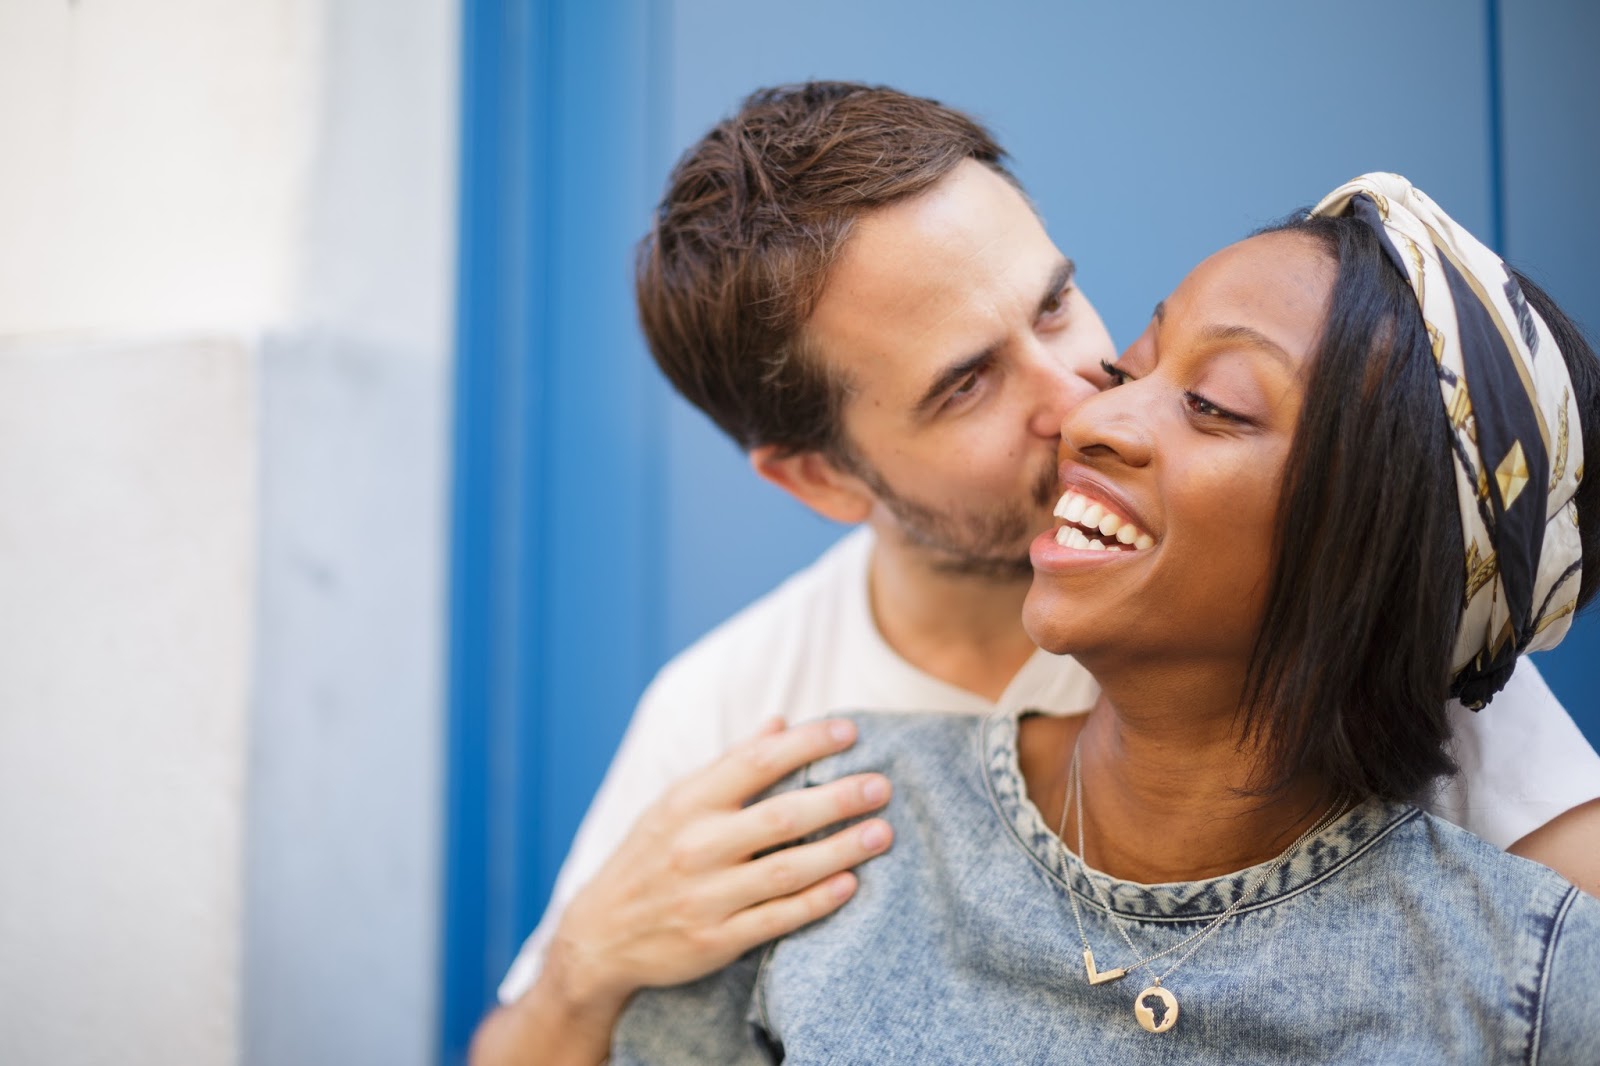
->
[979, 710, 1418, 923]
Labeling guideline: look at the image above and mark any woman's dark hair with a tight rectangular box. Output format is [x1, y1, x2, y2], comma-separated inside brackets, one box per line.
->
[1241, 213, 1600, 803]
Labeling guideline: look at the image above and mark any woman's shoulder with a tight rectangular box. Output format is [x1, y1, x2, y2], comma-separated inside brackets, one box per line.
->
[798, 710, 987, 785]
[1384, 808, 1584, 910]
[1383, 809, 1600, 980]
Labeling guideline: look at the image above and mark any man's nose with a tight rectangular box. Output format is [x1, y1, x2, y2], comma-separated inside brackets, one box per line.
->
[1028, 349, 1103, 438]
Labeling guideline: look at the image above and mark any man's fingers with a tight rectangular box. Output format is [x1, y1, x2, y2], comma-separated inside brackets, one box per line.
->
[687, 773, 890, 866]
[715, 870, 860, 953]
[676, 718, 859, 809]
[705, 816, 893, 915]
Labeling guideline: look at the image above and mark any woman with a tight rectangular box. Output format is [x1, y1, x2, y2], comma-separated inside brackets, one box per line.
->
[609, 174, 1600, 1063]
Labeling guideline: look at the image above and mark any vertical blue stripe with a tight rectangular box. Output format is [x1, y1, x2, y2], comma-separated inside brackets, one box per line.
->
[440, 0, 497, 1054]
[442, 3, 667, 1062]
[1485, 0, 1507, 254]
[441, 0, 554, 1060]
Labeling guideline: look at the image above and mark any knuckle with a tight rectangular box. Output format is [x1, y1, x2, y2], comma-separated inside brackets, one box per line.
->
[664, 836, 702, 876]
[833, 779, 869, 817]
[802, 882, 838, 919]
[762, 855, 802, 895]
[755, 801, 798, 841]
[752, 904, 792, 942]
[681, 922, 723, 957]
[741, 738, 783, 777]
[655, 783, 693, 824]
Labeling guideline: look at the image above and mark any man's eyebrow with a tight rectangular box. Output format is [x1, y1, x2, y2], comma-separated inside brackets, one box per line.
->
[1152, 300, 1166, 324]
[913, 259, 1079, 417]
[1038, 259, 1076, 317]
[913, 349, 993, 417]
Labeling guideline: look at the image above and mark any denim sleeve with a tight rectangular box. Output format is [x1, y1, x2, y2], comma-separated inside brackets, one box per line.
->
[1532, 887, 1600, 1065]
[608, 946, 778, 1065]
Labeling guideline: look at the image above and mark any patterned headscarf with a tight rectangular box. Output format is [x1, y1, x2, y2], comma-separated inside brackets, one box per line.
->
[1310, 174, 1585, 708]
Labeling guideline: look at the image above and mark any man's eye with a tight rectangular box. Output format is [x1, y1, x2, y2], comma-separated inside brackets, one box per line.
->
[951, 371, 981, 397]
[1099, 358, 1130, 387]
[1041, 287, 1070, 317]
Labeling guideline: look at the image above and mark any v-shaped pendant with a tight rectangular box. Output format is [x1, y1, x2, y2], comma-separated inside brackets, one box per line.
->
[1083, 948, 1127, 985]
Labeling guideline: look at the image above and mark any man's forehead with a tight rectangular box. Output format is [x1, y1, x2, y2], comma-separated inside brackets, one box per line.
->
[815, 167, 1057, 323]
[806, 192, 1068, 388]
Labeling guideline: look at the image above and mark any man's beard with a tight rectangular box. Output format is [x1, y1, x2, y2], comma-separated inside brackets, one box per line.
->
[846, 454, 1059, 581]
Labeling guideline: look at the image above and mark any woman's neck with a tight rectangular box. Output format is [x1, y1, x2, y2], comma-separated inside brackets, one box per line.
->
[1020, 661, 1335, 884]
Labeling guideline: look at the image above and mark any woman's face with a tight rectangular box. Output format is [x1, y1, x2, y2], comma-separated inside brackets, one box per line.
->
[1024, 231, 1335, 670]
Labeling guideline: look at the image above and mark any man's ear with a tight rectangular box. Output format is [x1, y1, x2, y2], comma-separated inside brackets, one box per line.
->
[749, 445, 875, 525]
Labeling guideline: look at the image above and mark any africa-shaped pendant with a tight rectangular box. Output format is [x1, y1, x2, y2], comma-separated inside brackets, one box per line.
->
[1134, 985, 1178, 1033]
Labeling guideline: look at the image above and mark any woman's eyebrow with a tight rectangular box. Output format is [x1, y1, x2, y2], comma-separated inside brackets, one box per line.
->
[1197, 324, 1294, 368]
[1152, 300, 1293, 368]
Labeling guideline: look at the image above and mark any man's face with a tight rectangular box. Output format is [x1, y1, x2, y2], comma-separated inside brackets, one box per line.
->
[806, 160, 1116, 579]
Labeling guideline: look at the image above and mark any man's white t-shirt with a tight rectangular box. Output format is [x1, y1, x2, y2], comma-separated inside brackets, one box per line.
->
[499, 526, 1600, 1004]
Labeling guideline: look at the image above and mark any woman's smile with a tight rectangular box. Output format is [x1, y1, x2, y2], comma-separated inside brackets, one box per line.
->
[1029, 469, 1159, 572]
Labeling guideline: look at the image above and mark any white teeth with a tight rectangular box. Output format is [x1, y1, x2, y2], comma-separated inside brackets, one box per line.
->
[1053, 492, 1090, 523]
[1051, 488, 1158, 553]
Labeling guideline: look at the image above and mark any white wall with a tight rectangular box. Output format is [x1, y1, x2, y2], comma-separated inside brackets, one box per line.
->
[0, 2, 456, 1064]
[243, 0, 455, 1062]
[0, 0, 317, 335]
[0, 334, 256, 1066]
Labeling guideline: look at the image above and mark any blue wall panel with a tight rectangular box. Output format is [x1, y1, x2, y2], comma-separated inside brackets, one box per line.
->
[1502, 0, 1600, 731]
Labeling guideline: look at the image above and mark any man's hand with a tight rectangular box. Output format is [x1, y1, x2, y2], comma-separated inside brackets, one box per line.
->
[470, 716, 893, 1066]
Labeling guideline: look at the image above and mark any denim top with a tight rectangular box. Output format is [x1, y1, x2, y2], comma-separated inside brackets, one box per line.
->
[612, 711, 1600, 1064]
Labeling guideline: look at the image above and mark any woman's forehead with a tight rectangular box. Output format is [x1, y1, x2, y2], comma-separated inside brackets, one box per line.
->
[1157, 232, 1335, 368]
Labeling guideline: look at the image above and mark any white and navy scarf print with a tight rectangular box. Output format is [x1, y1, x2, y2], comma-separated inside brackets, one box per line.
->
[1311, 173, 1584, 709]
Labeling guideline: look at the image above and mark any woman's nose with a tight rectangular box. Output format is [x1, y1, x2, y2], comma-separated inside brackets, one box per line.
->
[1058, 384, 1155, 468]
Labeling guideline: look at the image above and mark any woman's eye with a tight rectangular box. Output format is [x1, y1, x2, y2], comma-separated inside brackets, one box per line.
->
[1041, 286, 1072, 319]
[1183, 391, 1241, 421]
[1099, 358, 1129, 387]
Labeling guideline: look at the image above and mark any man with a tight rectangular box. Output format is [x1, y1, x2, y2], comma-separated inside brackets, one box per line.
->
[471, 83, 1600, 1064]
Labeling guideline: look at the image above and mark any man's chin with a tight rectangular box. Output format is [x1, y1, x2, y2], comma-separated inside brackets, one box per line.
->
[924, 544, 1035, 582]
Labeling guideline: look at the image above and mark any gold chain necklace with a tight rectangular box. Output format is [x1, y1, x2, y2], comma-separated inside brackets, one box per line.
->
[1055, 739, 1348, 1034]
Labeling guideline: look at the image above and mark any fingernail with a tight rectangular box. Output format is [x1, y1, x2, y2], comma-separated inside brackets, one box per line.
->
[828, 720, 854, 744]
[862, 777, 888, 804]
[860, 822, 888, 850]
[830, 874, 855, 901]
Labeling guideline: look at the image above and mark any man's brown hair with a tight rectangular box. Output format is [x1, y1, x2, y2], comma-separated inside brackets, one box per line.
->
[635, 81, 1014, 456]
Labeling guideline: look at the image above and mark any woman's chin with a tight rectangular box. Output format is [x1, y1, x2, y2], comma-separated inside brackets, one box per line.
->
[1021, 577, 1080, 656]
